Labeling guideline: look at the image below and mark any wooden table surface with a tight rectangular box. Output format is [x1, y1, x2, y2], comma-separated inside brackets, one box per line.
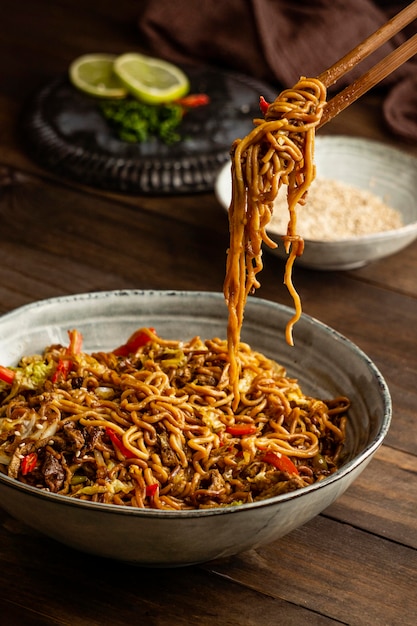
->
[1, 2, 416, 624]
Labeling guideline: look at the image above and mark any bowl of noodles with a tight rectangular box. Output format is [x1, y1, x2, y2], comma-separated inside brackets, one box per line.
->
[0, 290, 391, 566]
[215, 135, 417, 270]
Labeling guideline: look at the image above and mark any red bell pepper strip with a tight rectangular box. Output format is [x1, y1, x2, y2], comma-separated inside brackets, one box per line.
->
[51, 329, 83, 383]
[259, 95, 270, 115]
[106, 427, 131, 458]
[262, 451, 299, 475]
[0, 365, 15, 385]
[21, 452, 38, 475]
[145, 483, 159, 497]
[175, 93, 210, 108]
[113, 327, 156, 357]
[226, 425, 257, 436]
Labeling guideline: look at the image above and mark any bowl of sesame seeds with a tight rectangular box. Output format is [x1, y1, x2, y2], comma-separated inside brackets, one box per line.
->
[215, 135, 417, 270]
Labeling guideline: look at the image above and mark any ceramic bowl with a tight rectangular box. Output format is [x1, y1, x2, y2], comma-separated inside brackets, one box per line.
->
[0, 290, 391, 566]
[215, 135, 417, 270]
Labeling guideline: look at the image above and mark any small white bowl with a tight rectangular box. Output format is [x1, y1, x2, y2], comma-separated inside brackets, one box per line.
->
[0, 290, 391, 566]
[215, 135, 417, 270]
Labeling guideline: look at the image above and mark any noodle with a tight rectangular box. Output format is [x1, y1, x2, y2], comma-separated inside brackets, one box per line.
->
[0, 78, 348, 512]
[0, 328, 349, 510]
[224, 77, 326, 404]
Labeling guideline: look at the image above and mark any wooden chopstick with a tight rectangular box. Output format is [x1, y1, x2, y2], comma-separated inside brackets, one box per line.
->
[317, 0, 417, 127]
[319, 33, 417, 128]
[318, 0, 417, 88]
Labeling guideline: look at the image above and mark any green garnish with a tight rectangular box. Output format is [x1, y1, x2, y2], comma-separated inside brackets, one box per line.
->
[99, 99, 183, 145]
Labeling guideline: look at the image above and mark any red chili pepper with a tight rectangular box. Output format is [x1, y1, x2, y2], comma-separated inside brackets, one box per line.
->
[113, 327, 156, 357]
[226, 425, 257, 436]
[21, 452, 38, 475]
[262, 451, 299, 475]
[105, 427, 131, 458]
[51, 359, 72, 383]
[259, 95, 270, 115]
[175, 93, 210, 108]
[51, 329, 83, 383]
[0, 365, 15, 385]
[145, 483, 159, 497]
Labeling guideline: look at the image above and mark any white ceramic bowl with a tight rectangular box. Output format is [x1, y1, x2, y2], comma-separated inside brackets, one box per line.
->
[0, 290, 391, 566]
[215, 135, 417, 270]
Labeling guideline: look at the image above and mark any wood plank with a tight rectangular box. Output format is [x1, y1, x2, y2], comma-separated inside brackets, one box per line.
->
[0, 239, 133, 312]
[205, 515, 417, 626]
[350, 241, 417, 299]
[0, 511, 338, 626]
[0, 170, 228, 302]
[325, 445, 417, 548]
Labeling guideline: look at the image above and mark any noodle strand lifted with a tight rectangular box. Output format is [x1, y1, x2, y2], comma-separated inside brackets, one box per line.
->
[0, 78, 349, 513]
[224, 77, 326, 405]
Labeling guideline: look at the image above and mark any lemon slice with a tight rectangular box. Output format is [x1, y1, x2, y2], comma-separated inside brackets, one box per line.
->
[69, 54, 128, 98]
[113, 52, 189, 104]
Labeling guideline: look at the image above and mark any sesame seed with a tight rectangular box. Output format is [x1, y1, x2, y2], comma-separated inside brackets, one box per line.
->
[269, 177, 403, 241]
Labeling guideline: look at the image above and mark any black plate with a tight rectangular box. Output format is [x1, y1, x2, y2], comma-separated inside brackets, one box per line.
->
[21, 66, 276, 195]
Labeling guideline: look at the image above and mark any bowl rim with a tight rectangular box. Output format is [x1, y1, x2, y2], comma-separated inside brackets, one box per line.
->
[214, 134, 417, 244]
[0, 289, 392, 518]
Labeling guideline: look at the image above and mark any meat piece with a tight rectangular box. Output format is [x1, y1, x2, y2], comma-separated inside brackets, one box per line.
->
[157, 430, 179, 467]
[207, 469, 225, 492]
[62, 422, 85, 451]
[86, 425, 106, 451]
[42, 451, 65, 492]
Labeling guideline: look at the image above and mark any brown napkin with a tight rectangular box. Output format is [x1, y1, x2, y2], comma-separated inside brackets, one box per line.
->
[137, 0, 417, 140]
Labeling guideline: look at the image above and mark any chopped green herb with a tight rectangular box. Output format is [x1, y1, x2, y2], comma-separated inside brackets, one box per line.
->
[99, 99, 183, 145]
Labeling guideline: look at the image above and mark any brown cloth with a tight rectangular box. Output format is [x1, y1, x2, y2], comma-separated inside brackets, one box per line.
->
[137, 0, 417, 141]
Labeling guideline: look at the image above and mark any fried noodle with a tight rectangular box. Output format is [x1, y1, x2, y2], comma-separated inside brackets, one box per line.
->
[0, 329, 349, 510]
[224, 77, 326, 405]
[0, 78, 349, 512]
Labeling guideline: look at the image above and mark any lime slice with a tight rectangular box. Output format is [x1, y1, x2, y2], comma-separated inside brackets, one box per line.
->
[69, 54, 128, 98]
[113, 52, 189, 104]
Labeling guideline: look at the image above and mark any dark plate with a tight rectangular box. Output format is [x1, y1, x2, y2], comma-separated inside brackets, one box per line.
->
[20, 66, 276, 195]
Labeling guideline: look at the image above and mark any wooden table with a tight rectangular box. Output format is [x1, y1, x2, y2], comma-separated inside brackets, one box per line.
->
[1, 2, 416, 624]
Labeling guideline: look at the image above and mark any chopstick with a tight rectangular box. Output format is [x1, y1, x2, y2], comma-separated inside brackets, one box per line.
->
[318, 1, 417, 88]
[317, 0, 417, 127]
